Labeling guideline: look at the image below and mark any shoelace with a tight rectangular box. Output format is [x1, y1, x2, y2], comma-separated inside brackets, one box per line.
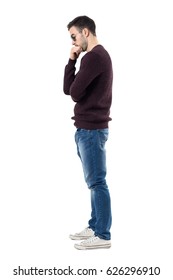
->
[79, 228, 92, 235]
[82, 236, 99, 244]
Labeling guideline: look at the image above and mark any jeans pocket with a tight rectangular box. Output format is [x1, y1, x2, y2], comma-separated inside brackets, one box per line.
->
[98, 129, 109, 143]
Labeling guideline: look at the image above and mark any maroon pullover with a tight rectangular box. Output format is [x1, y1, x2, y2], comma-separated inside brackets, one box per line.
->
[63, 45, 113, 129]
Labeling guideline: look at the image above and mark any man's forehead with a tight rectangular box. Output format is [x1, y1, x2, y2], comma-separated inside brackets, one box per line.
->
[69, 26, 78, 34]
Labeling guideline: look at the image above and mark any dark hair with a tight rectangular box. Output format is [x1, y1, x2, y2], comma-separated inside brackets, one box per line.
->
[67, 16, 96, 36]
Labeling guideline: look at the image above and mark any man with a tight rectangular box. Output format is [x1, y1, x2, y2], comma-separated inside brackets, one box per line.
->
[63, 16, 113, 250]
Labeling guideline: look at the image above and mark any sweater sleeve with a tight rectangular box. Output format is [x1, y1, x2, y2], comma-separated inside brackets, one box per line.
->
[63, 59, 77, 95]
[63, 52, 102, 102]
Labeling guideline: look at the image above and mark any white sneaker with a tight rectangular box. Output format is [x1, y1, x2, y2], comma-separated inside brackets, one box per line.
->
[74, 236, 111, 250]
[69, 227, 95, 240]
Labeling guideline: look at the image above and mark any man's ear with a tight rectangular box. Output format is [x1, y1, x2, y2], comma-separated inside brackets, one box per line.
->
[83, 28, 90, 37]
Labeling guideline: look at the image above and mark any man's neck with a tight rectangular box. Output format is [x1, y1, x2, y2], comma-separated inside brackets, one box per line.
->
[87, 37, 99, 52]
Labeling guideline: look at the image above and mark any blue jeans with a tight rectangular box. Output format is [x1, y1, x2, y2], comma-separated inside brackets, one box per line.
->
[75, 128, 112, 240]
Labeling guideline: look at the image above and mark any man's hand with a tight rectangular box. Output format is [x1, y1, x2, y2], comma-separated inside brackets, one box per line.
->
[70, 46, 82, 60]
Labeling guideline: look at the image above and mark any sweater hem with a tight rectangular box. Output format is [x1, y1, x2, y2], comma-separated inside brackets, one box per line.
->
[73, 120, 111, 130]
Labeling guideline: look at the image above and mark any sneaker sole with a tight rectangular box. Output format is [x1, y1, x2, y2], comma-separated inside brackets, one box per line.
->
[69, 235, 94, 240]
[74, 243, 111, 250]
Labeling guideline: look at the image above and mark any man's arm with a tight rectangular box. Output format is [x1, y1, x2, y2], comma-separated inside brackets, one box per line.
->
[63, 46, 82, 95]
[67, 52, 102, 102]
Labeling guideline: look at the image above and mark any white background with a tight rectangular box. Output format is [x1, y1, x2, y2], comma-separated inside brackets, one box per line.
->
[0, 0, 173, 279]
